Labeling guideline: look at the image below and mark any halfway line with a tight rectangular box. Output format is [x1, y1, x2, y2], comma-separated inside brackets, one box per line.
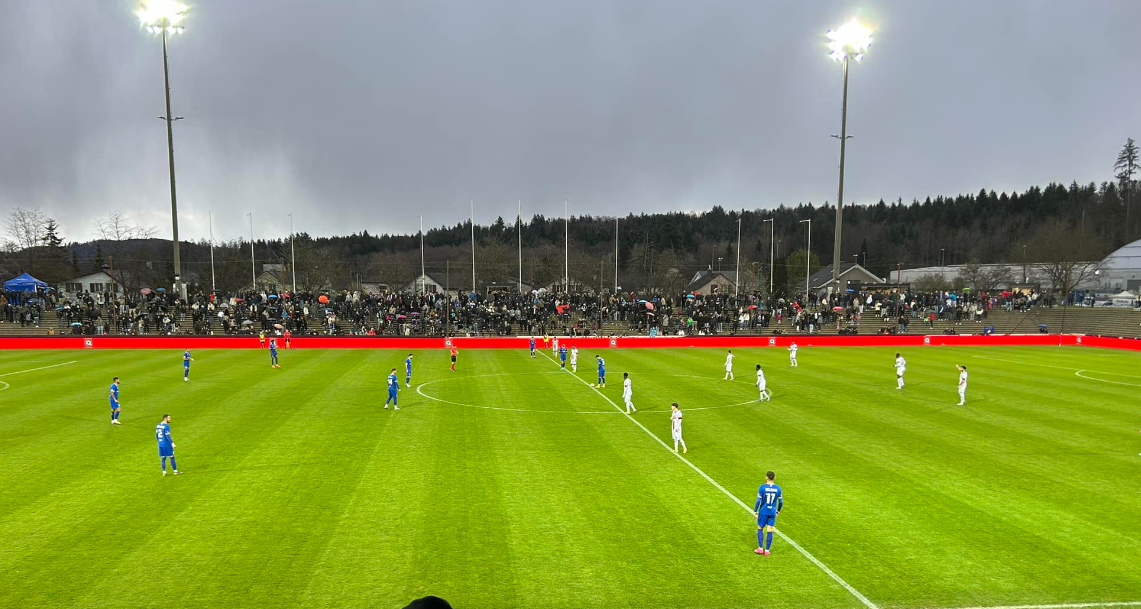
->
[539, 351, 878, 609]
[0, 360, 79, 377]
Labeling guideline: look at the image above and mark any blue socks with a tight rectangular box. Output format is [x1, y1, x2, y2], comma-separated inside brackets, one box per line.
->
[757, 529, 764, 548]
[766, 532, 774, 550]
[111, 411, 119, 421]
[170, 457, 177, 471]
[161, 456, 167, 471]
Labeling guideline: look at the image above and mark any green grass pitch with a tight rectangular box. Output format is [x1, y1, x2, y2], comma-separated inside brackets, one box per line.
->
[1, 344, 1139, 609]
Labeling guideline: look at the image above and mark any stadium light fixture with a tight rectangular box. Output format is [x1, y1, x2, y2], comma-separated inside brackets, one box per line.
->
[825, 19, 873, 304]
[137, 0, 189, 299]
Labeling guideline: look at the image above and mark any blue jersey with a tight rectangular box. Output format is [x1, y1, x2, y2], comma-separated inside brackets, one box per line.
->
[597, 358, 605, 374]
[405, 357, 413, 374]
[155, 422, 172, 447]
[183, 350, 191, 367]
[109, 383, 120, 406]
[559, 346, 568, 360]
[529, 339, 536, 350]
[755, 482, 783, 516]
[269, 344, 278, 356]
[387, 373, 399, 393]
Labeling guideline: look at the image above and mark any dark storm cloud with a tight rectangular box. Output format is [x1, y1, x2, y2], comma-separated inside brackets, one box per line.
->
[1, 0, 1138, 243]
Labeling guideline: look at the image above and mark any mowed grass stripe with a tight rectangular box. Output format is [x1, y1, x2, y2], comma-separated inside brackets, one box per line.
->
[0, 350, 366, 608]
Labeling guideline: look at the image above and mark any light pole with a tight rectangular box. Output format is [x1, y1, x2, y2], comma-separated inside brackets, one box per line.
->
[289, 213, 297, 293]
[762, 218, 775, 296]
[799, 219, 811, 298]
[248, 212, 255, 291]
[137, 0, 188, 298]
[940, 247, 946, 285]
[734, 217, 742, 297]
[826, 20, 872, 299]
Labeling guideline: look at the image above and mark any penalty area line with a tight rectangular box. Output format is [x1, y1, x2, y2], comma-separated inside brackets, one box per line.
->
[0, 360, 79, 377]
[539, 351, 878, 609]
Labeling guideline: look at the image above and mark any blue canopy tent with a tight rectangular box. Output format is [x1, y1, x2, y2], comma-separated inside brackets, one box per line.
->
[3, 272, 49, 293]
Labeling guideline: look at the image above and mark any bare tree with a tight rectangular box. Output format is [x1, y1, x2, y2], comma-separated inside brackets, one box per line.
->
[92, 210, 158, 292]
[4, 207, 48, 251]
[1030, 223, 1102, 303]
[94, 210, 156, 242]
[955, 259, 1010, 293]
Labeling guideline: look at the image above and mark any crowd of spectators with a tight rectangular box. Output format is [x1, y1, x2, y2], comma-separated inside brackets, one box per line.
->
[0, 283, 1044, 338]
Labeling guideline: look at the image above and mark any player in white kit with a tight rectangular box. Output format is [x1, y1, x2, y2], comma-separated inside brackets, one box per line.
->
[755, 364, 772, 401]
[894, 353, 906, 389]
[622, 372, 636, 413]
[956, 365, 968, 405]
[670, 402, 687, 453]
[788, 342, 798, 367]
[570, 346, 578, 373]
[723, 349, 735, 380]
[551, 336, 559, 356]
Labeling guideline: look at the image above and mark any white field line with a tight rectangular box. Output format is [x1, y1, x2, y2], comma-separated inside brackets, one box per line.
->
[933, 602, 1141, 609]
[972, 355, 1141, 378]
[0, 380, 8, 391]
[539, 351, 878, 609]
[1074, 370, 1141, 388]
[0, 360, 78, 377]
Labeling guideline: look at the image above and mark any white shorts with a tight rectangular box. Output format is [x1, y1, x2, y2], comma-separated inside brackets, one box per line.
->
[725, 365, 733, 372]
[757, 382, 767, 392]
[958, 385, 967, 396]
[897, 370, 905, 377]
[672, 429, 683, 441]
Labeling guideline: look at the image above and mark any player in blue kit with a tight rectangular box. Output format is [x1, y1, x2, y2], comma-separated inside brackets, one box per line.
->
[183, 349, 194, 381]
[269, 339, 280, 368]
[753, 471, 783, 555]
[529, 338, 536, 358]
[108, 376, 122, 425]
[156, 414, 181, 476]
[385, 368, 400, 410]
[405, 353, 414, 387]
[595, 355, 606, 388]
[559, 345, 568, 369]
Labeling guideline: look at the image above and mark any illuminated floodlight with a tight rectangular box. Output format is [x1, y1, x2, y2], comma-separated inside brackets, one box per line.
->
[827, 20, 872, 62]
[137, 0, 188, 30]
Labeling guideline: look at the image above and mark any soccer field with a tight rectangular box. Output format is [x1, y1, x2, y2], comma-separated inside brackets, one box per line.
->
[1, 344, 1139, 609]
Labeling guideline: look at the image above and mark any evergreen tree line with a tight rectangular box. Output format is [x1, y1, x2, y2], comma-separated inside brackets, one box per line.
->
[4, 139, 1139, 297]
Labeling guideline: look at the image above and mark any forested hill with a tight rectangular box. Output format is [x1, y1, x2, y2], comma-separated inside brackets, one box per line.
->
[3, 180, 1137, 295]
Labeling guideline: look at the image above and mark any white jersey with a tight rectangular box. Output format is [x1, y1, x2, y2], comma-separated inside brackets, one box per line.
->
[895, 357, 906, 375]
[570, 348, 578, 364]
[789, 345, 798, 358]
[552, 338, 559, 353]
[622, 377, 632, 398]
[756, 368, 766, 388]
[671, 410, 683, 435]
[724, 352, 734, 370]
[959, 370, 968, 387]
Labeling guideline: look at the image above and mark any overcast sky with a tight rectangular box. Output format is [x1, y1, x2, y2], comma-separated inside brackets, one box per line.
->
[1, 0, 1138, 243]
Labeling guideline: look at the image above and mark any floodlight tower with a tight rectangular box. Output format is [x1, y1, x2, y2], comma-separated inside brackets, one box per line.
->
[137, 0, 188, 298]
[826, 20, 872, 298]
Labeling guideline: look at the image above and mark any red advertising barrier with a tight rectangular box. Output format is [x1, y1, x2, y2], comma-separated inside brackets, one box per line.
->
[2, 333, 1131, 350]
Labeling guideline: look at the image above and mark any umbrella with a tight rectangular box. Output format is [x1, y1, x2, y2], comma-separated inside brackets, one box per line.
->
[411, 312, 420, 316]
[156, 287, 165, 292]
[234, 297, 244, 303]
[318, 295, 329, 304]
[218, 302, 229, 309]
[645, 302, 655, 311]
[281, 293, 291, 298]
[140, 288, 151, 295]
[747, 304, 759, 310]
[686, 294, 695, 299]
[645, 312, 656, 317]
[70, 322, 82, 327]
[397, 314, 407, 319]
[274, 323, 284, 330]
[241, 320, 255, 326]
[833, 306, 844, 312]
[268, 294, 278, 299]
[638, 299, 647, 303]
[846, 288, 856, 292]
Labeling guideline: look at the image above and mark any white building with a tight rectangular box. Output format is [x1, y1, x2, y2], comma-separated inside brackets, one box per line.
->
[60, 271, 124, 297]
[1099, 238, 1141, 292]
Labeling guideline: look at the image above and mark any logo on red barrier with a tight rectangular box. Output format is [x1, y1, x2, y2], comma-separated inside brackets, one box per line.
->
[444, 339, 453, 347]
[609, 338, 617, 347]
[83, 339, 93, 348]
[923, 337, 931, 345]
[1075, 336, 1082, 344]
[768, 338, 776, 346]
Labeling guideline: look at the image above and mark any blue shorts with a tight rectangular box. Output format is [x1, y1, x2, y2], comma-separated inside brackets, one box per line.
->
[158, 444, 174, 457]
[110, 401, 119, 410]
[757, 513, 777, 528]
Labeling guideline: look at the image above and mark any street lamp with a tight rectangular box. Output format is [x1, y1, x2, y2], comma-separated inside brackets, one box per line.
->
[826, 20, 872, 299]
[137, 0, 188, 299]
